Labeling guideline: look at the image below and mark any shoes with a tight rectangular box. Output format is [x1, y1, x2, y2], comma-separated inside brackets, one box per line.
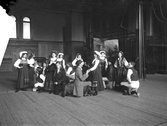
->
[15, 89, 19, 92]
[38, 89, 42, 93]
[136, 93, 140, 98]
[122, 90, 127, 95]
[76, 96, 81, 98]
[84, 94, 90, 97]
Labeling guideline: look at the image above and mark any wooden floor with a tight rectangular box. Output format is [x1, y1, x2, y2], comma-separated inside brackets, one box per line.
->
[0, 71, 167, 126]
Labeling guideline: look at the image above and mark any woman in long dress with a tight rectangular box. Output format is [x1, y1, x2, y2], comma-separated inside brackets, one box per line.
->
[57, 53, 66, 70]
[87, 51, 104, 91]
[72, 53, 83, 67]
[45, 52, 57, 93]
[73, 60, 91, 97]
[14, 51, 29, 92]
[114, 51, 128, 87]
[100, 51, 109, 77]
[28, 53, 35, 89]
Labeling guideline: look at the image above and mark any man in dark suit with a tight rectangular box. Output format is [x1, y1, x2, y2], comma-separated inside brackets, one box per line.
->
[53, 61, 67, 97]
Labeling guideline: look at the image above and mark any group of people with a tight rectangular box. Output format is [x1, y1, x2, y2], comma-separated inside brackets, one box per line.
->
[14, 50, 140, 98]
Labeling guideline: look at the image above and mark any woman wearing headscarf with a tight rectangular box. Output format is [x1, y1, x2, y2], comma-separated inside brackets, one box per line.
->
[87, 51, 104, 91]
[73, 60, 91, 97]
[72, 53, 83, 67]
[46, 51, 57, 93]
[100, 51, 109, 77]
[57, 53, 66, 70]
[14, 51, 29, 92]
[66, 62, 75, 81]
[114, 51, 129, 87]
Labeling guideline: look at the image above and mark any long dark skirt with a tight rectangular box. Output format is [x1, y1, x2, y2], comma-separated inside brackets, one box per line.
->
[115, 67, 127, 86]
[28, 67, 35, 88]
[45, 64, 56, 92]
[16, 65, 29, 89]
[100, 62, 108, 77]
[91, 67, 104, 91]
[53, 81, 66, 97]
[45, 71, 54, 92]
[108, 65, 116, 81]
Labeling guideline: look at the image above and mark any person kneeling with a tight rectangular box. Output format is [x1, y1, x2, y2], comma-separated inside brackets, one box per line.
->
[73, 60, 91, 98]
[120, 62, 140, 97]
[33, 67, 46, 93]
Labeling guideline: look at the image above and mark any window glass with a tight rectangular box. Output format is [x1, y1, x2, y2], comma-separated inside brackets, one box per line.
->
[10, 16, 16, 38]
[23, 17, 30, 39]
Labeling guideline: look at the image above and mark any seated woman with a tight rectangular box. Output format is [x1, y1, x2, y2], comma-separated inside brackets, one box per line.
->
[53, 61, 67, 97]
[73, 60, 91, 97]
[33, 66, 46, 93]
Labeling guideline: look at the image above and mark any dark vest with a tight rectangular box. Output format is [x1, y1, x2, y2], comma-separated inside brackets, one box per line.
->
[130, 68, 139, 81]
[36, 74, 43, 83]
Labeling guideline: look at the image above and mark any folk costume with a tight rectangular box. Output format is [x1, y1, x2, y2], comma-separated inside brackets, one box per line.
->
[88, 51, 104, 91]
[33, 67, 46, 93]
[14, 51, 29, 92]
[28, 53, 36, 88]
[45, 52, 57, 93]
[57, 53, 66, 69]
[100, 51, 109, 77]
[120, 62, 140, 97]
[114, 51, 128, 87]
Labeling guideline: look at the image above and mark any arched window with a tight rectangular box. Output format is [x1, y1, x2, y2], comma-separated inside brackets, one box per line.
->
[23, 17, 30, 39]
[10, 16, 16, 38]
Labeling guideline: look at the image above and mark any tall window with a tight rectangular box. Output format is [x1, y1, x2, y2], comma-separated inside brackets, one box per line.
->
[23, 17, 30, 39]
[10, 16, 16, 38]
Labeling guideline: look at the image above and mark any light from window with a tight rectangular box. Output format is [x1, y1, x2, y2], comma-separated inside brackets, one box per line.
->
[23, 17, 30, 39]
[10, 16, 16, 38]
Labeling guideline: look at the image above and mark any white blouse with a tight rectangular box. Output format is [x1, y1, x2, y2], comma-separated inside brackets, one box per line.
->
[72, 58, 83, 66]
[57, 58, 66, 69]
[14, 59, 22, 68]
[49, 57, 57, 65]
[28, 58, 35, 68]
[14, 58, 28, 69]
[89, 58, 100, 71]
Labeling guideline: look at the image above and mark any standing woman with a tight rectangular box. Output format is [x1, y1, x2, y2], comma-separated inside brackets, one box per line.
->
[87, 51, 104, 91]
[100, 51, 109, 77]
[114, 51, 129, 87]
[57, 53, 66, 70]
[73, 60, 91, 97]
[46, 51, 57, 93]
[72, 53, 83, 67]
[66, 62, 75, 81]
[14, 51, 29, 92]
[28, 53, 35, 89]
[53, 61, 67, 97]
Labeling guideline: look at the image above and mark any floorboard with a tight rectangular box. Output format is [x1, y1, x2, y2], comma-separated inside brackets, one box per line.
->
[0, 71, 167, 126]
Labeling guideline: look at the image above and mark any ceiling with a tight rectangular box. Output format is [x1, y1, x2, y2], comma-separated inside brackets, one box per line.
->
[1, 0, 167, 15]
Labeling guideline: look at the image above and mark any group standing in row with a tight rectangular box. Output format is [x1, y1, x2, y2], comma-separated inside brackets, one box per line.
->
[14, 50, 140, 98]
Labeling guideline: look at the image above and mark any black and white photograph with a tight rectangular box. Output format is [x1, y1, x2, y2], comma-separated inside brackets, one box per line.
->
[0, 0, 167, 126]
